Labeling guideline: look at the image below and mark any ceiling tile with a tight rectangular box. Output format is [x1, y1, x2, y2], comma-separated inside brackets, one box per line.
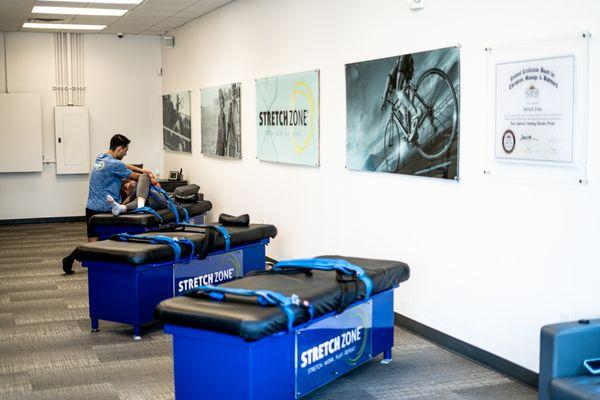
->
[0, 0, 236, 33]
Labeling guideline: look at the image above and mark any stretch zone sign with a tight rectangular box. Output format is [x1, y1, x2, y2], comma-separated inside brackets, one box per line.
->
[295, 301, 372, 398]
[172, 250, 243, 295]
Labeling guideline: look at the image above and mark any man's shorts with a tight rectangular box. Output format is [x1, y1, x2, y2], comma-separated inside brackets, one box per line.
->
[85, 208, 106, 238]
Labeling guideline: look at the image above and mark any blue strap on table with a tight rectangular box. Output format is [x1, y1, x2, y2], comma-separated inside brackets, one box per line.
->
[272, 258, 373, 299]
[177, 223, 231, 251]
[150, 185, 190, 224]
[131, 206, 163, 223]
[191, 284, 314, 331]
[111, 233, 195, 264]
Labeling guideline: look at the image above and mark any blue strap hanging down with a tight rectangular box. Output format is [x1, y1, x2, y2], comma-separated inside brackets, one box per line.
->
[181, 206, 189, 223]
[150, 185, 190, 224]
[191, 285, 313, 331]
[178, 223, 231, 251]
[112, 233, 195, 264]
[272, 258, 373, 299]
[210, 225, 230, 251]
[131, 206, 163, 223]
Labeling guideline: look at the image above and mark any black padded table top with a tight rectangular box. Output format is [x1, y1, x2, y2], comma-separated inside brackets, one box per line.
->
[89, 200, 212, 226]
[155, 256, 410, 341]
[76, 223, 277, 265]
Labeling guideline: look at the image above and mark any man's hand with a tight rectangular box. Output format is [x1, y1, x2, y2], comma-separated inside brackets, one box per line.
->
[141, 169, 160, 187]
[146, 171, 160, 186]
[142, 169, 155, 179]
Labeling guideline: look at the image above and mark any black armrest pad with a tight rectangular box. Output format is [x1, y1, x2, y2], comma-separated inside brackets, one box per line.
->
[219, 213, 250, 227]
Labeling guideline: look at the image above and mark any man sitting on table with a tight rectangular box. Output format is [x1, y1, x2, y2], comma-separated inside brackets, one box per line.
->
[62, 133, 157, 274]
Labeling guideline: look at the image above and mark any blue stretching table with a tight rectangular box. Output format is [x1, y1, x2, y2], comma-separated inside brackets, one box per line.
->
[75, 223, 277, 339]
[155, 256, 410, 399]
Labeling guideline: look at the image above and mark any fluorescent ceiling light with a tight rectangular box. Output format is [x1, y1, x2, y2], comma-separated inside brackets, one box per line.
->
[40, 0, 143, 4]
[32, 6, 128, 16]
[23, 22, 107, 30]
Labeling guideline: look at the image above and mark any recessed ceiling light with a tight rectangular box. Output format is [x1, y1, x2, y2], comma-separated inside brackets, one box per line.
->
[23, 22, 107, 30]
[40, 0, 143, 4]
[32, 6, 128, 16]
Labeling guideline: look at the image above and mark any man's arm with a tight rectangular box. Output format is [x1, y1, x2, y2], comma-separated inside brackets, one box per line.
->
[126, 164, 159, 186]
[128, 171, 141, 181]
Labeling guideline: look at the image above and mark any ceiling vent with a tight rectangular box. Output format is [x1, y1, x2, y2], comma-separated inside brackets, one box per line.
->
[26, 18, 67, 23]
[164, 36, 175, 48]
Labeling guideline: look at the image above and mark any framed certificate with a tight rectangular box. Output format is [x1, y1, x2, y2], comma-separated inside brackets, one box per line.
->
[495, 56, 574, 163]
[484, 32, 590, 185]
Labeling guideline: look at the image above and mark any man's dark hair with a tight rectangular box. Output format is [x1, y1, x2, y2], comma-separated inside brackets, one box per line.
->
[109, 134, 131, 151]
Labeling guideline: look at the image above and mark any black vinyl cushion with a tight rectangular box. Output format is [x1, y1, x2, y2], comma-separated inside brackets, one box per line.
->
[88, 200, 212, 226]
[154, 256, 410, 341]
[76, 223, 277, 265]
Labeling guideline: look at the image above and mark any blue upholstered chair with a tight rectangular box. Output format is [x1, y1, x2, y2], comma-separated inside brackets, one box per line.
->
[539, 319, 600, 399]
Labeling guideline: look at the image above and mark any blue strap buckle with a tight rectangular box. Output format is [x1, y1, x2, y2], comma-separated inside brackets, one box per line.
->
[272, 258, 373, 299]
[193, 285, 313, 331]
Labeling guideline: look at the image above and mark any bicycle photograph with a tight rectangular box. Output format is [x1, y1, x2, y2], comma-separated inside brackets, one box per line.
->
[346, 46, 460, 179]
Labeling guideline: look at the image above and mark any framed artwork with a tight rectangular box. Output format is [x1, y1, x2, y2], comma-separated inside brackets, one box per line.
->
[201, 83, 241, 159]
[162, 91, 191, 153]
[346, 46, 460, 180]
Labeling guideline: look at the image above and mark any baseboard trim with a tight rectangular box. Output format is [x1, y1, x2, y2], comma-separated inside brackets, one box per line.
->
[0, 216, 86, 225]
[394, 313, 538, 389]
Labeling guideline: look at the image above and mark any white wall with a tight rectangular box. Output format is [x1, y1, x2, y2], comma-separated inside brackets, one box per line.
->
[0, 32, 162, 220]
[162, 0, 600, 372]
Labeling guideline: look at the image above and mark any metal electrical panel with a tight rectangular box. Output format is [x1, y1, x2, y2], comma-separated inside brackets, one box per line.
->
[54, 106, 90, 175]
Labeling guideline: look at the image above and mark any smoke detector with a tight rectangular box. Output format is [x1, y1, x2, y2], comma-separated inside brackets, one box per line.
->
[409, 0, 424, 10]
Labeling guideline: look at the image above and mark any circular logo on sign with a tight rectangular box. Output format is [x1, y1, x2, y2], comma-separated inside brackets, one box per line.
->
[502, 130, 516, 154]
[345, 307, 369, 366]
[290, 81, 315, 154]
[225, 252, 242, 277]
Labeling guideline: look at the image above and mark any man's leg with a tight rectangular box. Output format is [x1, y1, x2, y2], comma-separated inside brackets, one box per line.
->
[408, 90, 422, 140]
[63, 209, 98, 274]
[398, 89, 420, 143]
[62, 249, 77, 274]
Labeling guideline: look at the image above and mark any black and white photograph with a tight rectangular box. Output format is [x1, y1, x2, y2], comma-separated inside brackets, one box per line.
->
[346, 46, 460, 179]
[162, 91, 192, 153]
[201, 83, 241, 159]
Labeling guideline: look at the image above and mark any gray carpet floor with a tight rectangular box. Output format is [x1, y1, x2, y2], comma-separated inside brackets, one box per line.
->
[0, 222, 538, 400]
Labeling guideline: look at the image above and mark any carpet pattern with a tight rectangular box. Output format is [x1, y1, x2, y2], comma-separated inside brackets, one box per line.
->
[0, 222, 538, 399]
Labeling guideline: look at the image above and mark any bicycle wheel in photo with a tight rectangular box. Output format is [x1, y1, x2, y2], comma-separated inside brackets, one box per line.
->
[382, 111, 402, 172]
[414, 68, 458, 160]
